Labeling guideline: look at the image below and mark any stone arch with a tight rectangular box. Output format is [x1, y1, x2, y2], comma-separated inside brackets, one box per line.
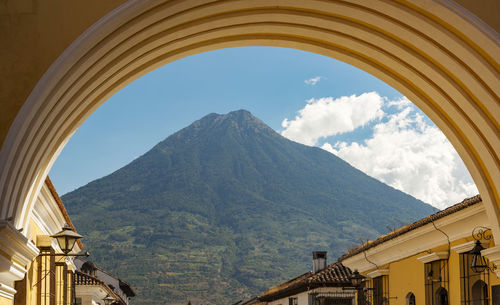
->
[0, 1, 499, 252]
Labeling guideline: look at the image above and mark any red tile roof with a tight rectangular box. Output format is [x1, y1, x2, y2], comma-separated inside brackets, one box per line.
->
[339, 195, 481, 261]
[258, 262, 353, 302]
[45, 176, 84, 249]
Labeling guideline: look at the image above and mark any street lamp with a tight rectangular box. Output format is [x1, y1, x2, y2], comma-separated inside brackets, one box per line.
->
[38, 224, 89, 257]
[102, 294, 115, 305]
[51, 223, 83, 255]
[348, 270, 372, 305]
[350, 270, 365, 286]
[469, 240, 488, 273]
[468, 226, 497, 273]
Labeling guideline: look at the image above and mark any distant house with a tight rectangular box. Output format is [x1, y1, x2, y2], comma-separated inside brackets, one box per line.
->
[244, 252, 356, 305]
[74, 259, 136, 305]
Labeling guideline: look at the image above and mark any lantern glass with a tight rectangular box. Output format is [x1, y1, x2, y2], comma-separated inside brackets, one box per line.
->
[469, 240, 488, 273]
[350, 270, 365, 286]
[471, 253, 488, 273]
[51, 224, 83, 255]
[56, 236, 68, 253]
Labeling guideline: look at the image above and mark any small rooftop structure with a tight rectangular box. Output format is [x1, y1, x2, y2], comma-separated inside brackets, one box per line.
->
[258, 262, 353, 302]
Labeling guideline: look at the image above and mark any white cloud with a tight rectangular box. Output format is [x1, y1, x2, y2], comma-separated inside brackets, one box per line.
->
[281, 92, 385, 145]
[304, 76, 322, 85]
[283, 94, 478, 209]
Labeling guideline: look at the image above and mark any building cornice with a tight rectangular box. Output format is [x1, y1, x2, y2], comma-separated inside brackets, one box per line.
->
[451, 241, 489, 253]
[0, 221, 39, 266]
[366, 269, 389, 278]
[0, 220, 39, 296]
[417, 252, 449, 264]
[0, 283, 17, 299]
[481, 245, 500, 278]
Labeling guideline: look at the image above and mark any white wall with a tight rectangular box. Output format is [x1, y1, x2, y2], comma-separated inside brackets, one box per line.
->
[267, 287, 353, 305]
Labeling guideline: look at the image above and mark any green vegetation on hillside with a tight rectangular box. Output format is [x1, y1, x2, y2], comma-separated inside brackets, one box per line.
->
[62, 110, 434, 305]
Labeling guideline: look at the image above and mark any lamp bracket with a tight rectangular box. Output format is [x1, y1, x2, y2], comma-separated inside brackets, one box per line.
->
[472, 226, 492, 241]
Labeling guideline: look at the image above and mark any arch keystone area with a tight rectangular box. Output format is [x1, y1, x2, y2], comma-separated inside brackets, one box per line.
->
[0, 0, 499, 268]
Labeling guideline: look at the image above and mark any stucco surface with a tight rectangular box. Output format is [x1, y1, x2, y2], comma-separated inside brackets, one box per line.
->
[0, 0, 126, 144]
[0, 0, 499, 146]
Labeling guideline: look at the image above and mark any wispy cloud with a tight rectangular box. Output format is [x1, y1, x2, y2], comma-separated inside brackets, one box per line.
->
[282, 94, 478, 209]
[281, 92, 384, 145]
[304, 76, 322, 85]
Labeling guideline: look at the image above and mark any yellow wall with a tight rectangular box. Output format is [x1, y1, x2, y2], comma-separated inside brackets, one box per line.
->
[27, 218, 44, 305]
[387, 253, 425, 305]
[0, 0, 126, 144]
[22, 218, 69, 305]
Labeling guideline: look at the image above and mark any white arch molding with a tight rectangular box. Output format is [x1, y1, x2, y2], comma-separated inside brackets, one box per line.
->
[0, 0, 499, 256]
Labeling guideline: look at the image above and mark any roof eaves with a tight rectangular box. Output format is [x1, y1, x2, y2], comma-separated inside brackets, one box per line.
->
[45, 176, 84, 250]
[339, 195, 482, 261]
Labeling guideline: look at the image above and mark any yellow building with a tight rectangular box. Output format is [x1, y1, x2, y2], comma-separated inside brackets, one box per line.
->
[243, 195, 500, 305]
[340, 195, 500, 305]
[0, 177, 133, 305]
[2, 177, 84, 305]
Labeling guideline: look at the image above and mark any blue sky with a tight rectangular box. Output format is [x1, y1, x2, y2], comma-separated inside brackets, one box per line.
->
[49, 47, 477, 208]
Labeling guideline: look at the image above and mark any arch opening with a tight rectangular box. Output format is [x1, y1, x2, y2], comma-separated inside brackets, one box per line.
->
[0, 0, 499, 279]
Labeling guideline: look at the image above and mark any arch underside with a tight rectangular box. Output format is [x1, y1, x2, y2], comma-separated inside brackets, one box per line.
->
[0, 0, 498, 239]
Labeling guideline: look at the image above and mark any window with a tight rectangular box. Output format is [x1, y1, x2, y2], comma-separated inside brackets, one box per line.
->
[406, 292, 415, 305]
[55, 263, 67, 305]
[425, 260, 449, 305]
[471, 280, 488, 305]
[289, 297, 298, 305]
[365, 276, 389, 305]
[460, 253, 489, 305]
[435, 287, 448, 305]
[37, 247, 56, 305]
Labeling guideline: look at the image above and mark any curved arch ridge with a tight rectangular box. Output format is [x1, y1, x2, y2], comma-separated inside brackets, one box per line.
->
[0, 1, 499, 246]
